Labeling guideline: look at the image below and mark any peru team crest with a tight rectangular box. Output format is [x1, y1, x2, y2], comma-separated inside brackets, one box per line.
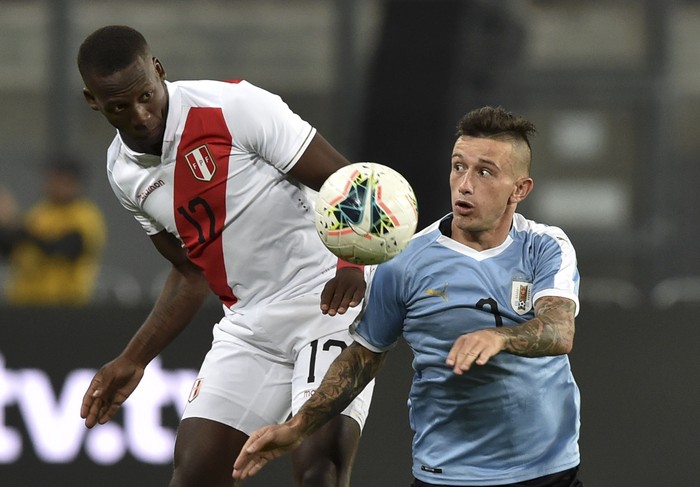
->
[188, 378, 203, 402]
[185, 145, 217, 181]
[511, 279, 533, 315]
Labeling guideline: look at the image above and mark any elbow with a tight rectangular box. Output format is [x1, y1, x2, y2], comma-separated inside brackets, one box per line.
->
[558, 341, 574, 355]
[555, 318, 576, 355]
[556, 331, 575, 355]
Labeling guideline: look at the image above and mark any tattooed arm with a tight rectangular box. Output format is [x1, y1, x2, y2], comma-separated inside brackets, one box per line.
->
[498, 296, 576, 356]
[232, 342, 386, 481]
[291, 342, 386, 432]
[446, 296, 576, 375]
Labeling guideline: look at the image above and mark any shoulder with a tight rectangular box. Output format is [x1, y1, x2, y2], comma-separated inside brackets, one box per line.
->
[172, 80, 296, 135]
[106, 137, 129, 197]
[172, 79, 276, 105]
[511, 213, 576, 261]
[512, 213, 573, 245]
[412, 216, 444, 239]
[105, 139, 130, 187]
[381, 218, 444, 273]
[105, 134, 121, 173]
[105, 141, 145, 209]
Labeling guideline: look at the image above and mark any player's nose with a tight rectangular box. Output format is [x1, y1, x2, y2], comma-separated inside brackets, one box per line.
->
[458, 171, 474, 193]
[130, 104, 151, 129]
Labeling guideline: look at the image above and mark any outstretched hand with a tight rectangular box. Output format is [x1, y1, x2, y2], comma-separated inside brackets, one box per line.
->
[232, 423, 305, 482]
[320, 266, 366, 316]
[446, 329, 506, 375]
[80, 356, 145, 428]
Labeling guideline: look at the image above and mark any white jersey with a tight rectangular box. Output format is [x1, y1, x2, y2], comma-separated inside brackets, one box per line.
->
[107, 79, 338, 313]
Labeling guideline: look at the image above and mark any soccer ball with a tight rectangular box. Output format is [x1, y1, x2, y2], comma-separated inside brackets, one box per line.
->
[314, 162, 418, 265]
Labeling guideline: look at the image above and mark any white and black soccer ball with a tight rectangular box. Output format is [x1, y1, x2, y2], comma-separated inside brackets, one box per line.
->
[315, 162, 418, 265]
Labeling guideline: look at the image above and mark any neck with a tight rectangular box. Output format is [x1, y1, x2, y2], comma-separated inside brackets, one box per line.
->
[449, 214, 514, 251]
[121, 135, 162, 156]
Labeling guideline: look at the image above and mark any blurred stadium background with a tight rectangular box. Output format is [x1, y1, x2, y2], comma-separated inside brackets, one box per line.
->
[0, 0, 698, 485]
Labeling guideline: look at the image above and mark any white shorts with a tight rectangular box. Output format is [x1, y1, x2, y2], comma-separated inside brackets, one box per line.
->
[181, 293, 375, 435]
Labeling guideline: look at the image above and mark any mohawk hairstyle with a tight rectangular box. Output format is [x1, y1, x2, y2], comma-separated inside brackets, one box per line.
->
[77, 25, 150, 78]
[456, 106, 537, 151]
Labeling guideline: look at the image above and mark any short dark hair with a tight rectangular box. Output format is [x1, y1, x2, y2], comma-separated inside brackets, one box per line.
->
[77, 25, 150, 78]
[456, 106, 537, 151]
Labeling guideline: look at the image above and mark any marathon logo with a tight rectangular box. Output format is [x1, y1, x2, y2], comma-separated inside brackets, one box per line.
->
[137, 179, 165, 203]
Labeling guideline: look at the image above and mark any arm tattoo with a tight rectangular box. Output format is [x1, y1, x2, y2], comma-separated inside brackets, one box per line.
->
[298, 342, 386, 434]
[496, 296, 576, 357]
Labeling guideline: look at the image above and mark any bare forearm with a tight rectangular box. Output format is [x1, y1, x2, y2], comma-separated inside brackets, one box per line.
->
[293, 342, 386, 436]
[122, 266, 210, 365]
[496, 296, 576, 356]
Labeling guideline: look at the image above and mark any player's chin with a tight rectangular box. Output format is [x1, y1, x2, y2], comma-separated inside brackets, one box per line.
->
[132, 125, 164, 143]
[451, 212, 471, 230]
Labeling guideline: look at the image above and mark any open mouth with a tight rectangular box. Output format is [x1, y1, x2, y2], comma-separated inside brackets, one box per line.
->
[454, 199, 474, 215]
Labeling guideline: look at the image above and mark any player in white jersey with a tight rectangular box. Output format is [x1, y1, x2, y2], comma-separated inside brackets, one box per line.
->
[77, 25, 374, 487]
[234, 107, 585, 487]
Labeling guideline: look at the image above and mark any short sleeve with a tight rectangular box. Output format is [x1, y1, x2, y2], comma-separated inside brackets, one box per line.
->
[350, 259, 407, 352]
[221, 81, 316, 174]
[532, 228, 580, 316]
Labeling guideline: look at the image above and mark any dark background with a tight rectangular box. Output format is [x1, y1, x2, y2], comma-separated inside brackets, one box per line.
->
[1, 303, 698, 486]
[3, 0, 700, 300]
[1, 1, 700, 486]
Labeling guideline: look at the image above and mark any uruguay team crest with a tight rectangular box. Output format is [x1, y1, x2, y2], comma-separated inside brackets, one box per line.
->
[185, 144, 217, 181]
[511, 279, 533, 315]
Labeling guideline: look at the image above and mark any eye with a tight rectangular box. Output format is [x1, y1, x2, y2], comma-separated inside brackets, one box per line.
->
[140, 90, 154, 102]
[478, 168, 491, 176]
[109, 104, 127, 114]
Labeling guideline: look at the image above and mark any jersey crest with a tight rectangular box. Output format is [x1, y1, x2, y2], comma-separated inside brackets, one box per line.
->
[188, 378, 203, 402]
[185, 144, 217, 181]
[511, 278, 533, 315]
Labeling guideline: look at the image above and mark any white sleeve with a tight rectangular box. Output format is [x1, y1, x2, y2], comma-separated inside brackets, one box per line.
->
[107, 143, 165, 236]
[222, 81, 317, 173]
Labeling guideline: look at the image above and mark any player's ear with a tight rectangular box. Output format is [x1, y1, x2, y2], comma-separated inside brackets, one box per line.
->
[153, 57, 166, 80]
[510, 177, 533, 204]
[82, 88, 100, 111]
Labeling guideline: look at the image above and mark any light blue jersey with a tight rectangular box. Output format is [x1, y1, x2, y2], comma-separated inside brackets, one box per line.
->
[351, 213, 581, 486]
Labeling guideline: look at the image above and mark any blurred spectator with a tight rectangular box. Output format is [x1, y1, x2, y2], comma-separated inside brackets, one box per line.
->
[0, 159, 106, 306]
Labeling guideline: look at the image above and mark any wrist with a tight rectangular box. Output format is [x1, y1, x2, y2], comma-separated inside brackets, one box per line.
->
[288, 411, 314, 438]
[493, 329, 510, 353]
[121, 340, 156, 369]
[336, 259, 364, 271]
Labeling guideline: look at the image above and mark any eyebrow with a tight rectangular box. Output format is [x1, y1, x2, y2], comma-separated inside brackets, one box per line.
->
[451, 154, 499, 168]
[477, 158, 498, 168]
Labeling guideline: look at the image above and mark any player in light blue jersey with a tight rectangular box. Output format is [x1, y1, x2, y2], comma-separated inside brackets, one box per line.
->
[233, 106, 584, 487]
